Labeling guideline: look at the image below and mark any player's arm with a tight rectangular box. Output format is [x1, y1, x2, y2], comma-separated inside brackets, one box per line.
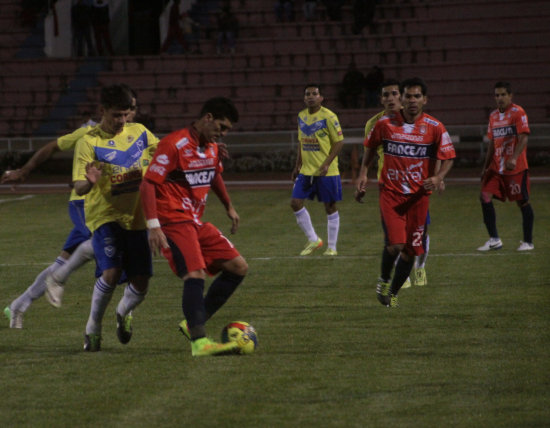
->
[140, 177, 169, 255]
[505, 133, 528, 171]
[211, 173, 239, 234]
[318, 138, 344, 177]
[355, 146, 377, 202]
[291, 142, 302, 181]
[424, 159, 454, 191]
[1, 139, 60, 183]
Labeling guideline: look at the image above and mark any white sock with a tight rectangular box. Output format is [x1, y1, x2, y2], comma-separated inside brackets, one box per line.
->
[52, 239, 94, 284]
[85, 277, 115, 335]
[116, 283, 147, 317]
[11, 257, 66, 313]
[415, 235, 430, 269]
[327, 211, 340, 251]
[294, 207, 318, 242]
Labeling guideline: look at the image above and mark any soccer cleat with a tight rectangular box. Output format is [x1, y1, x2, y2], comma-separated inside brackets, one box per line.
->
[178, 319, 191, 341]
[4, 306, 23, 329]
[323, 248, 338, 256]
[401, 276, 412, 288]
[300, 238, 323, 256]
[414, 268, 427, 286]
[45, 274, 64, 308]
[388, 294, 399, 308]
[83, 333, 102, 352]
[517, 241, 534, 251]
[116, 312, 133, 344]
[477, 238, 503, 251]
[191, 337, 240, 357]
[376, 279, 391, 306]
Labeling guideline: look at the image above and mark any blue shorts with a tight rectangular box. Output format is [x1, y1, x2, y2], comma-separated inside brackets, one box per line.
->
[291, 174, 342, 203]
[62, 200, 92, 253]
[92, 222, 152, 279]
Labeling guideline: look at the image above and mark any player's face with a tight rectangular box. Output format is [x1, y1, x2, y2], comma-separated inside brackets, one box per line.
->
[494, 87, 512, 112]
[304, 87, 323, 111]
[401, 86, 426, 119]
[204, 114, 233, 142]
[380, 85, 401, 113]
[100, 106, 133, 134]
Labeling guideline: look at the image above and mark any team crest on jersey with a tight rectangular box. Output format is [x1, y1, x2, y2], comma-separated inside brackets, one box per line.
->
[418, 124, 427, 135]
[108, 140, 115, 146]
[127, 135, 134, 143]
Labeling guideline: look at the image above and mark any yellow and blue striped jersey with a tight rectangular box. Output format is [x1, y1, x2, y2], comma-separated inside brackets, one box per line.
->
[363, 110, 386, 180]
[73, 123, 159, 232]
[297, 106, 344, 176]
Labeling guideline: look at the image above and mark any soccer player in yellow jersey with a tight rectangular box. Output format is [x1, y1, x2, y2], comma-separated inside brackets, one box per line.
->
[72, 84, 159, 351]
[2, 124, 98, 328]
[291, 84, 345, 256]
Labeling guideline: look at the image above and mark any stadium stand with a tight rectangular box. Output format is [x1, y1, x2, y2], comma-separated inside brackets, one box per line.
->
[0, 0, 548, 141]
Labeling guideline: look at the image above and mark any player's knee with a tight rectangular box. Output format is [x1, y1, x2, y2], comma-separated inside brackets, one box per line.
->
[130, 276, 149, 294]
[386, 244, 402, 257]
[230, 256, 248, 277]
[290, 199, 303, 211]
[517, 199, 529, 208]
[480, 193, 492, 204]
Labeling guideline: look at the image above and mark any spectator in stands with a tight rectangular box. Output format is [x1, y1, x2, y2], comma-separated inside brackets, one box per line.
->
[274, 0, 294, 22]
[216, 6, 239, 55]
[364, 65, 384, 107]
[322, 0, 344, 21]
[160, 0, 188, 54]
[338, 61, 365, 109]
[181, 12, 202, 54]
[91, 0, 115, 56]
[72, 0, 95, 57]
[352, 0, 377, 34]
[303, 0, 318, 21]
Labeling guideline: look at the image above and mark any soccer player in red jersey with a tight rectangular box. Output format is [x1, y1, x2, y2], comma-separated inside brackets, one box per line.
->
[478, 81, 534, 252]
[140, 97, 248, 357]
[356, 77, 456, 307]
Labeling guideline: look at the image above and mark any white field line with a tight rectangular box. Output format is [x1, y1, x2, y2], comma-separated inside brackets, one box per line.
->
[0, 251, 532, 268]
[0, 195, 34, 204]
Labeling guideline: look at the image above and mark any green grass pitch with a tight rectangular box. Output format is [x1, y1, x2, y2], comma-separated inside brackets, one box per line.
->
[0, 182, 549, 427]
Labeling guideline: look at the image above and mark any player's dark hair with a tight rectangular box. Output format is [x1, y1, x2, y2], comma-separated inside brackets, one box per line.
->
[304, 84, 321, 94]
[380, 78, 401, 93]
[400, 77, 428, 95]
[100, 84, 134, 110]
[200, 97, 239, 123]
[494, 81, 512, 94]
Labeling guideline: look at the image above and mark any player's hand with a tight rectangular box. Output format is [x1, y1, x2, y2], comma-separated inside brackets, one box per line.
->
[85, 162, 103, 184]
[317, 164, 329, 177]
[147, 227, 169, 256]
[438, 179, 446, 194]
[355, 176, 367, 203]
[218, 142, 230, 160]
[291, 168, 299, 182]
[423, 175, 442, 191]
[227, 205, 239, 234]
[1, 168, 27, 184]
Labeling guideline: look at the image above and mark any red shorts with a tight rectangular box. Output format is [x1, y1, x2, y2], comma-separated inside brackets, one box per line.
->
[161, 221, 240, 277]
[379, 190, 429, 256]
[481, 169, 530, 202]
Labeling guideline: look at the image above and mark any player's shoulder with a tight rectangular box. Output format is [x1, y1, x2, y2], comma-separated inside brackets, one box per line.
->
[419, 112, 443, 128]
[160, 128, 192, 147]
[510, 103, 527, 115]
[320, 105, 339, 119]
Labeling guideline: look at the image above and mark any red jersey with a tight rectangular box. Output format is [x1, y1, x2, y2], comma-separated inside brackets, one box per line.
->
[365, 112, 456, 195]
[144, 127, 222, 225]
[487, 103, 530, 175]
